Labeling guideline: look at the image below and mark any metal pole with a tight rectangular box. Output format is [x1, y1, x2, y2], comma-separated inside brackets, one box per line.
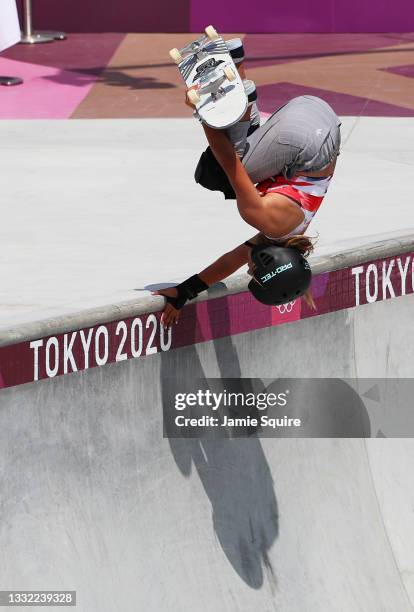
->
[20, 0, 66, 44]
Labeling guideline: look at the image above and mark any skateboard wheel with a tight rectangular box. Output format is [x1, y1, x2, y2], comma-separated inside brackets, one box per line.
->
[169, 48, 183, 64]
[205, 25, 219, 41]
[187, 89, 201, 105]
[224, 66, 236, 81]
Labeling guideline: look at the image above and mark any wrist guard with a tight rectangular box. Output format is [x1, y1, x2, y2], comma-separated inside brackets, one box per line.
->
[166, 274, 209, 310]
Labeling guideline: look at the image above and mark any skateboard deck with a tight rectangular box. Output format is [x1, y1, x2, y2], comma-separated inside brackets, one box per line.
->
[169, 26, 248, 130]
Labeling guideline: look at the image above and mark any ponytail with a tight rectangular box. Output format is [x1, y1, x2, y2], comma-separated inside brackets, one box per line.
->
[281, 234, 315, 258]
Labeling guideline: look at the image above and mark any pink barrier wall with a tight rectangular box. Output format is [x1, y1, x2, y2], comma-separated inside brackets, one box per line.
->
[191, 0, 414, 32]
[18, 0, 414, 32]
[1, 251, 412, 389]
[18, 0, 191, 33]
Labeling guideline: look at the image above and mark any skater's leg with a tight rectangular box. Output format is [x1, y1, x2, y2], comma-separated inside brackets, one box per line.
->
[226, 38, 260, 128]
[242, 96, 342, 184]
[226, 80, 260, 156]
[226, 38, 247, 78]
[224, 38, 261, 156]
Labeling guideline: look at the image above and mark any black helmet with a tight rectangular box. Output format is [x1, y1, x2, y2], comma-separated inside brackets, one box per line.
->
[247, 243, 312, 305]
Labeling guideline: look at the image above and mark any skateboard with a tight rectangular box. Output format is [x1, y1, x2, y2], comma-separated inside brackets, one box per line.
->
[169, 26, 248, 129]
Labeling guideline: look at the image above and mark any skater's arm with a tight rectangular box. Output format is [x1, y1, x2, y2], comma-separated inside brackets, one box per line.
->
[154, 241, 255, 327]
[202, 124, 304, 237]
[202, 124, 281, 234]
[202, 124, 263, 223]
[198, 242, 250, 286]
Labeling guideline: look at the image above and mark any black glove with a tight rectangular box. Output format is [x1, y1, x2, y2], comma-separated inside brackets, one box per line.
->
[166, 274, 209, 310]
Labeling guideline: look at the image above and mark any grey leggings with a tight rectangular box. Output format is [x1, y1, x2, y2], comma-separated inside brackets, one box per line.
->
[242, 95, 341, 181]
[195, 95, 341, 198]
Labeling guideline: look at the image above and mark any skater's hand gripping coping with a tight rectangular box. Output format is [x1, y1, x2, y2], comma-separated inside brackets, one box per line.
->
[153, 287, 181, 328]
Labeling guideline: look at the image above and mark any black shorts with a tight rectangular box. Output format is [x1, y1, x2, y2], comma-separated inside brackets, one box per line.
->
[194, 123, 260, 200]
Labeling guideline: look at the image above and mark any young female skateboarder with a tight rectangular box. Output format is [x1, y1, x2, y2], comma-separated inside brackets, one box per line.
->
[156, 39, 341, 327]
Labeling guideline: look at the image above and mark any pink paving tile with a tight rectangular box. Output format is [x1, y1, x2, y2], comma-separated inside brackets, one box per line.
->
[256, 82, 414, 117]
[243, 33, 414, 70]
[2, 34, 124, 73]
[382, 64, 414, 78]
[0, 57, 97, 119]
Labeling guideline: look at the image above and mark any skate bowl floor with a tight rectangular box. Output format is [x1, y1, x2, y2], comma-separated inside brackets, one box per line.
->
[1, 233, 414, 611]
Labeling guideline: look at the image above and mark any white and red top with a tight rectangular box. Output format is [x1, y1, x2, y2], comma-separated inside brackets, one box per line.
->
[257, 174, 332, 240]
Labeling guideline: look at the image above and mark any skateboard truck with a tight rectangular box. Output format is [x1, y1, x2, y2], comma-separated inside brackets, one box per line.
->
[187, 66, 236, 106]
[169, 26, 220, 65]
[200, 73, 227, 101]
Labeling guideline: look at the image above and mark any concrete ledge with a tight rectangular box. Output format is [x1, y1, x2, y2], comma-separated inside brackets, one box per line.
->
[1, 231, 414, 348]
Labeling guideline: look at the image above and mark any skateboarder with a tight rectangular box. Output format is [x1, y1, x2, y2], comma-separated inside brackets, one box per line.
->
[156, 38, 341, 327]
[195, 38, 341, 198]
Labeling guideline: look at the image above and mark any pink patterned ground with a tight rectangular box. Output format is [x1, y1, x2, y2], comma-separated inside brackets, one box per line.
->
[0, 57, 97, 119]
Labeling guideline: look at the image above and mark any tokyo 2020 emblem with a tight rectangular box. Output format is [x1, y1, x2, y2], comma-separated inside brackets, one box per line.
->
[275, 301, 296, 314]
